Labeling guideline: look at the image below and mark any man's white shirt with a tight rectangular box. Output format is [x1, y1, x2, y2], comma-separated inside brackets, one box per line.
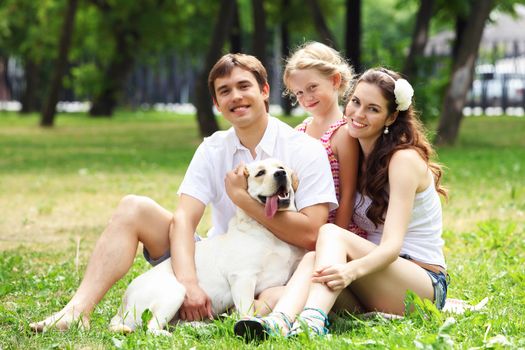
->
[178, 116, 338, 238]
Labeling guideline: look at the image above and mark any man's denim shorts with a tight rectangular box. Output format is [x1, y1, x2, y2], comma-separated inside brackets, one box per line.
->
[143, 234, 203, 267]
[425, 270, 449, 310]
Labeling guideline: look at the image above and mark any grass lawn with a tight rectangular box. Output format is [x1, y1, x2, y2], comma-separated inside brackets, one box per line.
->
[0, 111, 524, 349]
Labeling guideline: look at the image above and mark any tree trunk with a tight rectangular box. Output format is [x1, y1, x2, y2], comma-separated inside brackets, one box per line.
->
[0, 56, 10, 101]
[307, 0, 338, 49]
[194, 0, 235, 137]
[452, 15, 468, 61]
[251, 0, 267, 69]
[345, 0, 361, 73]
[435, 0, 494, 145]
[89, 30, 137, 117]
[20, 59, 40, 113]
[230, 0, 242, 53]
[402, 0, 434, 80]
[40, 0, 78, 127]
[280, 0, 293, 116]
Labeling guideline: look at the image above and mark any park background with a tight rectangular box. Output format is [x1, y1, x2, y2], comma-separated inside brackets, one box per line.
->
[0, 0, 524, 349]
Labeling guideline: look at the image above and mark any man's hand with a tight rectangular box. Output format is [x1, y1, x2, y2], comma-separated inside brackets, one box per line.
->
[179, 282, 213, 321]
[225, 163, 248, 205]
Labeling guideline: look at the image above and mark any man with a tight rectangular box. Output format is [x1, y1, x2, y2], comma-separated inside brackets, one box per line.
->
[30, 53, 337, 331]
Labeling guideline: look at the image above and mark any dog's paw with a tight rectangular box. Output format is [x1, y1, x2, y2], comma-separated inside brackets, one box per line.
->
[108, 323, 133, 334]
[147, 328, 172, 336]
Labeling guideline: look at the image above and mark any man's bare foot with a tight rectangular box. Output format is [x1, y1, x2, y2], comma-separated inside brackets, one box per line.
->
[30, 308, 90, 332]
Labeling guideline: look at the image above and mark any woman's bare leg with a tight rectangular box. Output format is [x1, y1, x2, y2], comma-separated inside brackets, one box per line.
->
[331, 287, 363, 314]
[234, 252, 316, 337]
[271, 251, 316, 318]
[303, 224, 434, 316]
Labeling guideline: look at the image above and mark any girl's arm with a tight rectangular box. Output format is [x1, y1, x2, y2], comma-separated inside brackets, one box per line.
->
[331, 125, 359, 229]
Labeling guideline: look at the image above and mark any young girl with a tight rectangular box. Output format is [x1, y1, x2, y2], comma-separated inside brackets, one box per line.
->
[283, 42, 366, 237]
[235, 68, 448, 339]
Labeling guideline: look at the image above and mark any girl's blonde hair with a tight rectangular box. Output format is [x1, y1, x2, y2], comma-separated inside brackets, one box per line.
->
[283, 42, 354, 102]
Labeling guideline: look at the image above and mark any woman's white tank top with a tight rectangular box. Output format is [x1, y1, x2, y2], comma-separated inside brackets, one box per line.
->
[353, 181, 446, 268]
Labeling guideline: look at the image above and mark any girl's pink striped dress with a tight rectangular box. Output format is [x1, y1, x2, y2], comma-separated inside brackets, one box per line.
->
[297, 117, 367, 238]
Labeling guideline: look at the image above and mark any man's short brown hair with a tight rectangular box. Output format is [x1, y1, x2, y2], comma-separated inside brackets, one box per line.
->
[208, 53, 269, 112]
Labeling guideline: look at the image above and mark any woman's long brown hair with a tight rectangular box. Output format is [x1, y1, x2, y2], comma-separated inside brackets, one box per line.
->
[353, 68, 447, 227]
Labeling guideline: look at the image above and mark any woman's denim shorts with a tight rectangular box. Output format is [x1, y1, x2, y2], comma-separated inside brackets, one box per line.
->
[425, 270, 449, 310]
[400, 254, 449, 310]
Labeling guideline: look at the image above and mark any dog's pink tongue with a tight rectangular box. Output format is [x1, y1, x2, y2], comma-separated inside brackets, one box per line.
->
[265, 195, 279, 218]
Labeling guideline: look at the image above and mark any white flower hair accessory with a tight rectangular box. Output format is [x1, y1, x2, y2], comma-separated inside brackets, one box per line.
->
[393, 79, 414, 111]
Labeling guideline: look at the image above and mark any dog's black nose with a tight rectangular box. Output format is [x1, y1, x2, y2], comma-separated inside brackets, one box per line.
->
[274, 170, 286, 179]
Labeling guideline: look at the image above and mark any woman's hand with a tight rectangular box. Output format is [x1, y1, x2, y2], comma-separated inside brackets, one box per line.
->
[311, 262, 358, 291]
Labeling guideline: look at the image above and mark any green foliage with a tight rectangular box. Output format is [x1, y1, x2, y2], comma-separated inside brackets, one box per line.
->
[7, 0, 227, 103]
[361, 0, 417, 70]
[63, 0, 226, 99]
[3, 0, 525, 122]
[70, 4, 112, 63]
[67, 63, 103, 99]
[413, 58, 451, 121]
[141, 309, 153, 331]
[0, 0, 67, 106]
[0, 0, 63, 61]
[284, 0, 328, 44]
[404, 290, 443, 324]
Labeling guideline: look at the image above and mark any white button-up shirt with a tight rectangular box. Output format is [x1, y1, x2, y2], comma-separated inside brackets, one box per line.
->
[178, 116, 337, 238]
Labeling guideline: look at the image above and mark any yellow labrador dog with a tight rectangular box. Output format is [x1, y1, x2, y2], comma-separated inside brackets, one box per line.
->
[109, 158, 305, 334]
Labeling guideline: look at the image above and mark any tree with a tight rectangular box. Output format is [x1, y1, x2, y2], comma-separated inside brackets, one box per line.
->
[20, 59, 43, 113]
[402, 0, 434, 80]
[64, 0, 183, 117]
[307, 0, 339, 49]
[345, 0, 361, 73]
[41, 0, 78, 127]
[359, 0, 414, 70]
[435, 0, 495, 145]
[230, 1, 242, 53]
[0, 55, 10, 100]
[86, 0, 169, 116]
[87, 1, 140, 117]
[0, 0, 62, 114]
[280, 0, 293, 115]
[251, 0, 268, 69]
[194, 0, 236, 137]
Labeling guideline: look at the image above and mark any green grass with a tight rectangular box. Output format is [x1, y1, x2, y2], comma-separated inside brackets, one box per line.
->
[0, 112, 524, 349]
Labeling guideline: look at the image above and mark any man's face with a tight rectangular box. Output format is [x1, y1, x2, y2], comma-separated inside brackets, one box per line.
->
[213, 67, 269, 130]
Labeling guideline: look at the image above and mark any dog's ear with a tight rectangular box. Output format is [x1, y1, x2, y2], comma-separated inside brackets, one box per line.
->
[292, 172, 299, 192]
[243, 167, 250, 178]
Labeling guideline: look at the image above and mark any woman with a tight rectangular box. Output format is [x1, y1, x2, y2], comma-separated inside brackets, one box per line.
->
[234, 67, 449, 339]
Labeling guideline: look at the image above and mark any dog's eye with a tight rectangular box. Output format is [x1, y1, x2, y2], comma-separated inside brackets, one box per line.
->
[255, 170, 266, 177]
[278, 166, 284, 170]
